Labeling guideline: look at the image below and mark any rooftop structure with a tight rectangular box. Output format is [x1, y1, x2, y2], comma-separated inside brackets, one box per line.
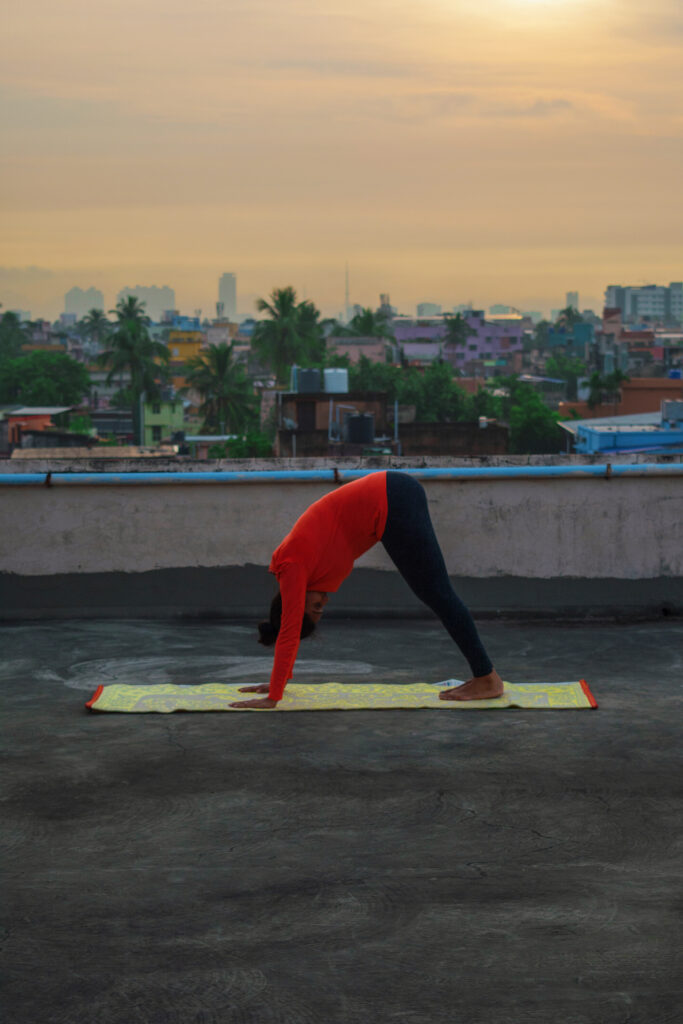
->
[2, 614, 681, 1022]
[2, 454, 680, 1020]
[563, 402, 683, 455]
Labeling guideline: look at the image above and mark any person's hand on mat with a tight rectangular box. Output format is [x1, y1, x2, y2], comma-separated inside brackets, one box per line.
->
[439, 669, 505, 701]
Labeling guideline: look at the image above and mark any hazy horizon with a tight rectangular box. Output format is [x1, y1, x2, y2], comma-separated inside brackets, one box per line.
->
[2, 0, 682, 320]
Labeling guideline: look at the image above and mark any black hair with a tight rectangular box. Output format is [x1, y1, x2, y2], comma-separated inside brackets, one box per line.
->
[257, 591, 317, 646]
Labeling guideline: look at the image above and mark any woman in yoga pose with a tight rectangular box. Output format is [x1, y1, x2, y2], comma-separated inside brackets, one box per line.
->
[230, 471, 504, 709]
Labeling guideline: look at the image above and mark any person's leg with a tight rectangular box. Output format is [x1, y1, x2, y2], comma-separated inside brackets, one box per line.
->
[381, 472, 503, 698]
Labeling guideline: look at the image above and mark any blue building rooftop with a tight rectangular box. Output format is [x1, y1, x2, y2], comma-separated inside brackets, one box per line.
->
[561, 403, 683, 454]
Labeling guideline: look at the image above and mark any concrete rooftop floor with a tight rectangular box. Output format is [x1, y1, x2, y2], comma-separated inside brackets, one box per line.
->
[2, 617, 682, 1024]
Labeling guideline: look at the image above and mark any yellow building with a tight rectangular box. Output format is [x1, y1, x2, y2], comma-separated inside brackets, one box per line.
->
[167, 330, 204, 390]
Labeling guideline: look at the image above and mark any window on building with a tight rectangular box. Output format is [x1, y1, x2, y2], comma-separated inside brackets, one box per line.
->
[152, 403, 161, 414]
[468, 344, 477, 351]
[152, 426, 162, 442]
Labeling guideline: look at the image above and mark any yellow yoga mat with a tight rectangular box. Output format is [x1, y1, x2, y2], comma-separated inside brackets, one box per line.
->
[86, 680, 597, 713]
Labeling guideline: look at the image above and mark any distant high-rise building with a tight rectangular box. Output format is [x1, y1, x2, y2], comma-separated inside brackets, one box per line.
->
[489, 304, 512, 315]
[605, 282, 682, 323]
[566, 290, 579, 310]
[65, 286, 105, 319]
[417, 302, 442, 317]
[218, 273, 237, 321]
[116, 285, 175, 322]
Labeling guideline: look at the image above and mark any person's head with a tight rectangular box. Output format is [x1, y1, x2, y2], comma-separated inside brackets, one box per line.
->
[257, 590, 329, 646]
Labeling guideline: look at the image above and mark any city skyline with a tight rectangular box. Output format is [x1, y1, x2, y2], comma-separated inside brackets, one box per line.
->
[2, 0, 682, 319]
[4, 270, 683, 324]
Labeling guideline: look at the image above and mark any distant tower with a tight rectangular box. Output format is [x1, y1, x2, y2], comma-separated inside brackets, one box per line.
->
[219, 273, 237, 321]
[344, 263, 351, 322]
[566, 290, 579, 310]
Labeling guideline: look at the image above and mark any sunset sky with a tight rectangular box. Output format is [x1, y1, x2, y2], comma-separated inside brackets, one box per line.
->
[1, 0, 682, 319]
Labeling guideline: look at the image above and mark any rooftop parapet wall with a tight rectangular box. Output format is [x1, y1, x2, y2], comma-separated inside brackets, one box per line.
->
[1, 457, 682, 619]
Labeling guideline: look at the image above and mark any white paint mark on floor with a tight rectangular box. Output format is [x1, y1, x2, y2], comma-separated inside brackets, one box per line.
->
[47, 655, 375, 690]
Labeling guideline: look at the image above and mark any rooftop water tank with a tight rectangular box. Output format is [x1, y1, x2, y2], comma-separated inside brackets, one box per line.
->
[324, 368, 349, 394]
[297, 368, 322, 393]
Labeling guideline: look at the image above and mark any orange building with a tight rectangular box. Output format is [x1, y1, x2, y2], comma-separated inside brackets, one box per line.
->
[558, 378, 683, 419]
[4, 407, 73, 448]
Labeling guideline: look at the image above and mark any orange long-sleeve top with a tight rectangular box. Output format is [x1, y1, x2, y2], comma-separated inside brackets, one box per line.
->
[268, 471, 389, 701]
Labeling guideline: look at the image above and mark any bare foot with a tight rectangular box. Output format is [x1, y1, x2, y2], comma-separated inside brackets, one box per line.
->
[439, 669, 505, 701]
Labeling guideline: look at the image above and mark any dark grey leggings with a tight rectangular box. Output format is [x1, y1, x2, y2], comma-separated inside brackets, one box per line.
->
[381, 471, 493, 677]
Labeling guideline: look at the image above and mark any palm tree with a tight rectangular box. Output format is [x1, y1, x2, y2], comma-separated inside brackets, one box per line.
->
[184, 342, 256, 434]
[442, 312, 474, 348]
[338, 307, 394, 340]
[79, 308, 111, 350]
[251, 286, 326, 383]
[98, 296, 169, 442]
[602, 369, 629, 404]
[586, 372, 605, 410]
[556, 306, 583, 330]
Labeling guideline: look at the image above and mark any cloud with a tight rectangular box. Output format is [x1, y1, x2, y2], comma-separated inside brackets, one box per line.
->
[264, 57, 414, 79]
[358, 92, 573, 125]
[486, 98, 574, 119]
[0, 266, 55, 281]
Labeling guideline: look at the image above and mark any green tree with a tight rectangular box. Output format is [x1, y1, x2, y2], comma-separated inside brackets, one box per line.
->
[546, 353, 587, 401]
[184, 342, 256, 433]
[0, 351, 91, 405]
[337, 307, 394, 340]
[486, 375, 562, 453]
[227, 431, 274, 458]
[251, 286, 326, 383]
[603, 369, 629, 403]
[507, 382, 563, 453]
[348, 357, 471, 422]
[556, 306, 583, 330]
[79, 308, 111, 348]
[98, 296, 169, 442]
[348, 355, 403, 399]
[532, 319, 552, 351]
[0, 311, 27, 364]
[442, 313, 474, 348]
[586, 372, 605, 410]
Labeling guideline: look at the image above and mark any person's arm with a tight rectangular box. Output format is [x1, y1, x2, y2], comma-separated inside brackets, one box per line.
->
[267, 562, 307, 701]
[230, 562, 307, 709]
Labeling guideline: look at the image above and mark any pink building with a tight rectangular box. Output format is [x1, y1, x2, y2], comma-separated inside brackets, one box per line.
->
[327, 336, 392, 364]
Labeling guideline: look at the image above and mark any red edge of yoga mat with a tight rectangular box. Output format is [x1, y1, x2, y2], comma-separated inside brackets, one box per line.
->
[85, 680, 600, 711]
[85, 685, 104, 709]
[579, 678, 599, 708]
